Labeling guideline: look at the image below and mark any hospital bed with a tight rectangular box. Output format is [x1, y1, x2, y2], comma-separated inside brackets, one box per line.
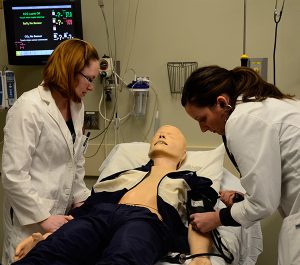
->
[97, 142, 263, 265]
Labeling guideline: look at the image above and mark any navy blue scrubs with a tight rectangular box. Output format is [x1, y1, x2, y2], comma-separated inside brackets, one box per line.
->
[13, 203, 170, 265]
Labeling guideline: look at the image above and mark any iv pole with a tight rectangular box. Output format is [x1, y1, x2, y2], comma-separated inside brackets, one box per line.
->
[240, 0, 249, 67]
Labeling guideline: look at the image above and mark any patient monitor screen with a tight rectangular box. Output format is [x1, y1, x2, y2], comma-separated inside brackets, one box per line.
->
[4, 0, 83, 65]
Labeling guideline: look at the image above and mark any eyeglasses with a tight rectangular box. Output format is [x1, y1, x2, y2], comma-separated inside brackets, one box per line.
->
[80, 72, 95, 84]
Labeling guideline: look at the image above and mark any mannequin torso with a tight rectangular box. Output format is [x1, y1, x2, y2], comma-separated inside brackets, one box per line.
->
[119, 166, 173, 220]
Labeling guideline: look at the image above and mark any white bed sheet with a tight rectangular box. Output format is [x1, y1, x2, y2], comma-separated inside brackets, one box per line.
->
[97, 143, 263, 265]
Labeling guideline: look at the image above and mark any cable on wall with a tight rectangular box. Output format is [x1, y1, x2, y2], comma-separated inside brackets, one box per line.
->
[273, 0, 286, 86]
[89, 0, 153, 159]
[240, 0, 249, 67]
[122, 0, 140, 78]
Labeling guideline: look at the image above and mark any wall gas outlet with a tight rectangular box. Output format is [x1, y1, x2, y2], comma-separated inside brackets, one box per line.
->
[248, 58, 268, 81]
[84, 111, 100, 130]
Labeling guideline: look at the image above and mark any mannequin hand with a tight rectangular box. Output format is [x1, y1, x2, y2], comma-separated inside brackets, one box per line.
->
[39, 215, 73, 232]
[219, 190, 244, 207]
[14, 232, 52, 261]
[189, 257, 211, 265]
[14, 232, 43, 261]
[190, 211, 221, 233]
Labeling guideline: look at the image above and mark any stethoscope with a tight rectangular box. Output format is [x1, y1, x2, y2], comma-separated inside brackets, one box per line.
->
[161, 228, 235, 264]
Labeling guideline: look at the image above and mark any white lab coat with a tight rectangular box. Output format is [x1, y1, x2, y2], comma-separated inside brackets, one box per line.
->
[1, 85, 90, 264]
[226, 98, 300, 265]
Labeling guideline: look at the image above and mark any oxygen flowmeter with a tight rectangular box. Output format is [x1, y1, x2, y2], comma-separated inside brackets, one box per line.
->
[99, 55, 113, 78]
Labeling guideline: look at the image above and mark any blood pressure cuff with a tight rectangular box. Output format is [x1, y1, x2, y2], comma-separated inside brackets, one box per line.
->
[186, 179, 218, 223]
[187, 194, 215, 218]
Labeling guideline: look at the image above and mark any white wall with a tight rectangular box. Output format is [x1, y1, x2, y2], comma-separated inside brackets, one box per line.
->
[1, 0, 298, 263]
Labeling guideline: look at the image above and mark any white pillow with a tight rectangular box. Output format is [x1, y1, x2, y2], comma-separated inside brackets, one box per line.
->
[98, 142, 150, 179]
[181, 144, 225, 192]
[97, 142, 225, 192]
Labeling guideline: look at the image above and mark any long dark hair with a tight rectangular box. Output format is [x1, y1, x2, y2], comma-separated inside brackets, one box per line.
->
[181, 65, 294, 108]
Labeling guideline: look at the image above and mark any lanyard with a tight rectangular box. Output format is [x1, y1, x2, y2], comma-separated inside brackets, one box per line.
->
[222, 135, 240, 175]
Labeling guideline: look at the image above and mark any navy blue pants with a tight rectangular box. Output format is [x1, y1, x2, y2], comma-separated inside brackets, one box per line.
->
[13, 203, 171, 265]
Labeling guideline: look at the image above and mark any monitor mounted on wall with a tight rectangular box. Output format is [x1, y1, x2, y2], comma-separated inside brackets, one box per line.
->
[3, 0, 83, 65]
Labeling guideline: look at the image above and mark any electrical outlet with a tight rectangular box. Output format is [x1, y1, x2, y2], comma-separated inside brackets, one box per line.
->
[84, 111, 100, 130]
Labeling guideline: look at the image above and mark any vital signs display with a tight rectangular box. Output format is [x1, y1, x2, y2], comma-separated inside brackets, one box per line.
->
[3, 0, 83, 65]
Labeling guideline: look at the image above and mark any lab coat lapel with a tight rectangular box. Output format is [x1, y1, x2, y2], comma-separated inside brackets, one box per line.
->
[38, 86, 75, 158]
[70, 100, 83, 147]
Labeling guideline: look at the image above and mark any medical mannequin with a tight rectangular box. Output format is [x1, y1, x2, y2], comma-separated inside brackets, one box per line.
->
[1, 39, 100, 265]
[181, 65, 300, 265]
[13, 125, 217, 265]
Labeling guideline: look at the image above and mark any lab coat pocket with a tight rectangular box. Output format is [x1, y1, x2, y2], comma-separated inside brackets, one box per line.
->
[278, 212, 300, 265]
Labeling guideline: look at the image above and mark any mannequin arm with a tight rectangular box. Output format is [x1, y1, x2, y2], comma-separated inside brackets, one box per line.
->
[188, 224, 212, 265]
[14, 232, 52, 261]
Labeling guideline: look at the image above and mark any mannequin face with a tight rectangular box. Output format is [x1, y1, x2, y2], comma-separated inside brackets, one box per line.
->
[148, 125, 187, 166]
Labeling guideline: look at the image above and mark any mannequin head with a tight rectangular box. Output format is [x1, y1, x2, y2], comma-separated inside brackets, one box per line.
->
[148, 125, 187, 169]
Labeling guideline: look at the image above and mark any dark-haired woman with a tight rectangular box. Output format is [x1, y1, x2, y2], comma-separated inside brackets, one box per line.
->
[181, 65, 300, 265]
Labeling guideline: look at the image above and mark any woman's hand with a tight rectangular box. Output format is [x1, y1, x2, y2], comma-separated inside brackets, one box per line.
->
[219, 190, 244, 207]
[39, 215, 73, 232]
[190, 211, 221, 233]
[72, 201, 84, 208]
